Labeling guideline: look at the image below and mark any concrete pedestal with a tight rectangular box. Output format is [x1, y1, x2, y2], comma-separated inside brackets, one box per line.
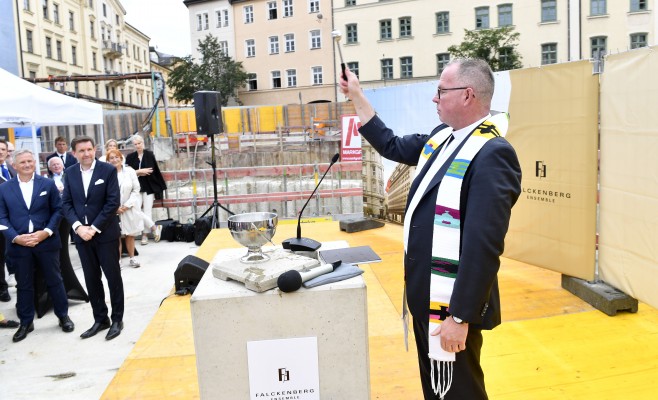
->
[190, 247, 370, 399]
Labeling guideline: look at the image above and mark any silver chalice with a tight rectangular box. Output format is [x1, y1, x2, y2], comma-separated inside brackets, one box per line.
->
[227, 212, 278, 263]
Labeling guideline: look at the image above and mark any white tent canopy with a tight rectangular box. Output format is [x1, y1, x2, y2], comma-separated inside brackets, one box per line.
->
[0, 67, 103, 127]
[0, 67, 104, 172]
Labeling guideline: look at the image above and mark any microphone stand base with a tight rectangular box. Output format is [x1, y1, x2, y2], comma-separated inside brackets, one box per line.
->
[281, 237, 322, 252]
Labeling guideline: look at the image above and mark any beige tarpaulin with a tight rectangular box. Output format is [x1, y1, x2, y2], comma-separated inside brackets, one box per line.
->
[599, 47, 658, 309]
[505, 61, 599, 281]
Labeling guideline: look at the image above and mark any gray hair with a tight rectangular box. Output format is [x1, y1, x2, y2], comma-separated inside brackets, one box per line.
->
[12, 148, 35, 160]
[448, 58, 495, 104]
[48, 155, 64, 167]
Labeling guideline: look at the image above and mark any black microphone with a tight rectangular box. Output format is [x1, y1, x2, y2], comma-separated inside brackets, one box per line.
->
[281, 153, 340, 252]
[277, 260, 341, 293]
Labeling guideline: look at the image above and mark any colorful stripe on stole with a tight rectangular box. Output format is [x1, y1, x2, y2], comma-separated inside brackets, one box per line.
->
[434, 205, 460, 228]
[422, 139, 439, 159]
[429, 301, 450, 323]
[431, 257, 458, 278]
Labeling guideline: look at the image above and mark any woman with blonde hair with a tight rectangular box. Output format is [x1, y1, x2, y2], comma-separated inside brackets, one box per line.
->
[98, 139, 119, 163]
[107, 149, 156, 267]
[125, 135, 166, 245]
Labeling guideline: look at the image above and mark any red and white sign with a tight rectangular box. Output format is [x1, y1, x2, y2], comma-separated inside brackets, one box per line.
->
[341, 114, 362, 162]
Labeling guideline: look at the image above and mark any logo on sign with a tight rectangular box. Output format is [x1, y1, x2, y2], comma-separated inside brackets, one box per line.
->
[535, 161, 547, 178]
[278, 368, 290, 382]
[341, 114, 362, 162]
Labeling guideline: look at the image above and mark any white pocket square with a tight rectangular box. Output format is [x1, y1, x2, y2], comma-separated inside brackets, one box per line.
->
[40, 191, 47, 196]
[94, 179, 104, 185]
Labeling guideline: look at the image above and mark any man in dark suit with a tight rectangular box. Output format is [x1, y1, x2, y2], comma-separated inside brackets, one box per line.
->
[45, 136, 77, 176]
[340, 59, 522, 399]
[62, 136, 124, 341]
[0, 149, 74, 342]
[0, 139, 16, 303]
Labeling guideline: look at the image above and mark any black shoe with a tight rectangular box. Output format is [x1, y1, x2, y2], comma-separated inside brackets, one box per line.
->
[58, 316, 75, 333]
[0, 290, 10, 302]
[12, 323, 34, 343]
[105, 321, 123, 341]
[0, 319, 19, 329]
[80, 319, 111, 339]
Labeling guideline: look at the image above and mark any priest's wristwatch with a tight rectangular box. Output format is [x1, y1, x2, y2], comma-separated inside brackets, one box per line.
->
[452, 316, 465, 324]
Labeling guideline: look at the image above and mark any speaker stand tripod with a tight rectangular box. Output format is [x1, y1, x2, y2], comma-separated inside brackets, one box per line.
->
[200, 133, 233, 228]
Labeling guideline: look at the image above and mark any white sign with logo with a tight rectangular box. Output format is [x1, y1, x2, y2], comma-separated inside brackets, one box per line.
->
[341, 114, 362, 162]
[247, 336, 320, 400]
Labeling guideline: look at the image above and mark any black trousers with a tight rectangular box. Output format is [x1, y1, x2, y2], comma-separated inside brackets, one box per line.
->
[76, 238, 123, 323]
[412, 315, 488, 400]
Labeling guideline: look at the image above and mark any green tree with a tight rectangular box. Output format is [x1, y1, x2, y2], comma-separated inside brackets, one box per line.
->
[447, 26, 523, 71]
[168, 34, 249, 105]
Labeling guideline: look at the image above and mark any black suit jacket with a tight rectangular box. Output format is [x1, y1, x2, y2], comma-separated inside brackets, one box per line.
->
[46, 152, 77, 173]
[61, 160, 120, 244]
[125, 150, 167, 199]
[360, 115, 521, 330]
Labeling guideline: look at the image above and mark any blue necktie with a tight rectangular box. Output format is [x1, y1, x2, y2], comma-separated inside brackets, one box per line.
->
[1, 164, 9, 180]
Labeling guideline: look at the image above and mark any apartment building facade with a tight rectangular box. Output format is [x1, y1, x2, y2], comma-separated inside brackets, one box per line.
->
[185, 0, 340, 105]
[332, 0, 656, 91]
[361, 142, 385, 218]
[12, 0, 153, 109]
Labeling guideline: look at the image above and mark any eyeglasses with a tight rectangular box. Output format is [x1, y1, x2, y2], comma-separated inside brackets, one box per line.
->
[436, 87, 469, 99]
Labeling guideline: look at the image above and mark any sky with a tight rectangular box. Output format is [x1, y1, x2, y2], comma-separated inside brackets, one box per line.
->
[120, 0, 192, 57]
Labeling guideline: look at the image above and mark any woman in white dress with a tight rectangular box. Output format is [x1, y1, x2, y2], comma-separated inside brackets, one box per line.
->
[107, 149, 144, 268]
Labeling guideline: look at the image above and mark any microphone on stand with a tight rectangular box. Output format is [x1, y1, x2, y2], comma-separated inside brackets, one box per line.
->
[282, 153, 340, 252]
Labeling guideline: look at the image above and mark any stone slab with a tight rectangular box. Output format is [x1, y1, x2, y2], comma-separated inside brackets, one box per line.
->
[561, 275, 638, 316]
[191, 245, 370, 399]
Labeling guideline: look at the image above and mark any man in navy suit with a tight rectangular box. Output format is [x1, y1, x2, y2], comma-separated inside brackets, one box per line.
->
[45, 136, 78, 176]
[0, 149, 74, 342]
[0, 139, 17, 303]
[62, 136, 124, 341]
[340, 59, 521, 399]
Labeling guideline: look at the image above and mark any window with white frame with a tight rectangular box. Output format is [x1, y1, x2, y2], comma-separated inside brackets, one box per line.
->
[630, 0, 647, 12]
[541, 0, 557, 22]
[24, 0, 30, 11]
[42, 0, 49, 19]
[309, 0, 320, 13]
[287, 69, 297, 87]
[56, 40, 62, 60]
[345, 0, 355, 6]
[216, 10, 222, 27]
[90, 20, 95, 38]
[590, 0, 606, 15]
[71, 45, 77, 65]
[399, 17, 412, 38]
[285, 33, 295, 52]
[541, 43, 557, 64]
[26, 29, 33, 53]
[197, 14, 203, 31]
[498, 4, 512, 26]
[244, 5, 253, 23]
[219, 40, 228, 55]
[204, 12, 209, 29]
[45, 36, 52, 58]
[53, 3, 59, 24]
[591, 36, 606, 58]
[436, 12, 449, 34]
[310, 30, 321, 49]
[436, 53, 450, 75]
[246, 39, 256, 57]
[346, 23, 358, 44]
[312, 66, 323, 85]
[272, 70, 281, 88]
[269, 36, 280, 54]
[475, 7, 489, 29]
[283, 0, 293, 17]
[223, 9, 229, 26]
[69, 11, 74, 30]
[400, 57, 412, 78]
[630, 33, 647, 49]
[347, 62, 359, 78]
[381, 58, 393, 80]
[380, 20, 391, 40]
[248, 73, 257, 90]
[268, 1, 278, 19]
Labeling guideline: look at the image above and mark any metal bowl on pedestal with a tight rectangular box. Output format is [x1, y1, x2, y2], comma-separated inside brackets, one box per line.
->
[227, 212, 278, 263]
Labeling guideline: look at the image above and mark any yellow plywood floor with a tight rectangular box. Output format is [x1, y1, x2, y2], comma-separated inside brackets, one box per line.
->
[102, 222, 658, 399]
